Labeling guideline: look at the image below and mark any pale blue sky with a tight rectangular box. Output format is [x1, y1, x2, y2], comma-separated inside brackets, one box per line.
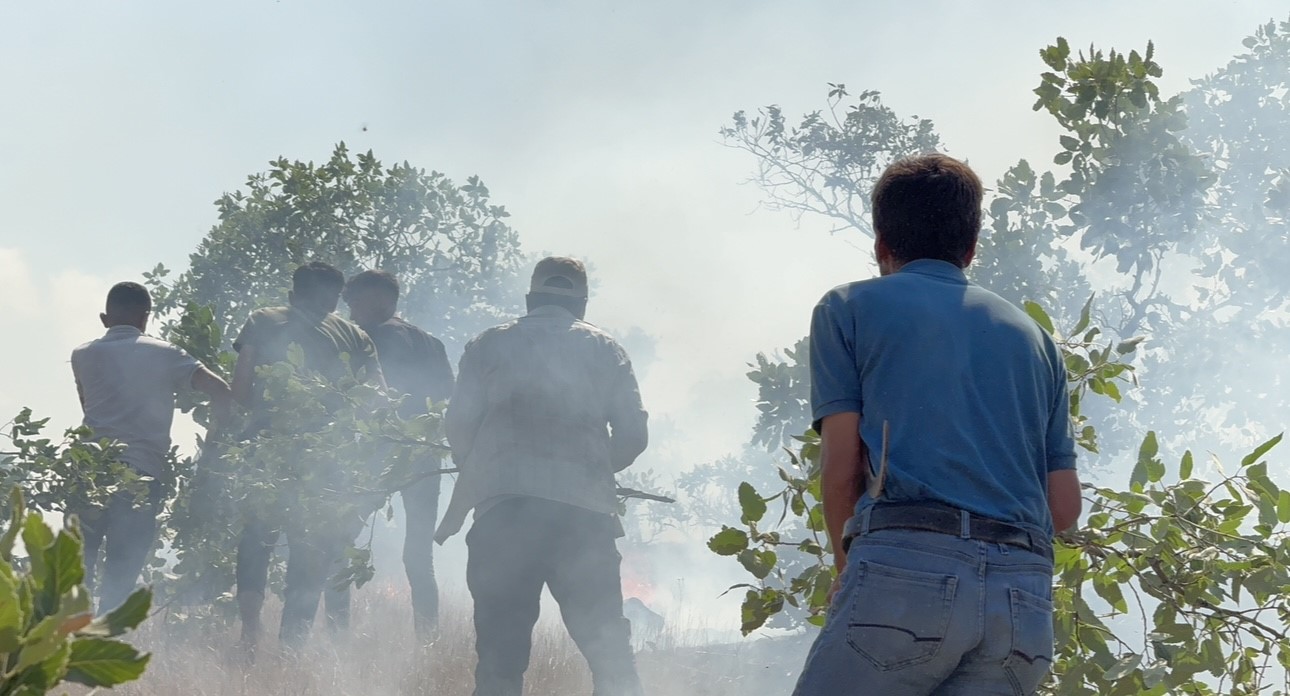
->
[2, 1, 1284, 461]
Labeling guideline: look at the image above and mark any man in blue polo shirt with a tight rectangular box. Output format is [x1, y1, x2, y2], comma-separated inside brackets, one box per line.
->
[792, 153, 1082, 695]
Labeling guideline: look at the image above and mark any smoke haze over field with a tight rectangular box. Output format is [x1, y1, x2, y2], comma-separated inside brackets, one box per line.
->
[3, 1, 1285, 462]
[3, 2, 1290, 691]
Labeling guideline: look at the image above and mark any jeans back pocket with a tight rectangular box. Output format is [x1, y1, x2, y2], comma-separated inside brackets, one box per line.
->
[1003, 586, 1054, 694]
[844, 560, 958, 671]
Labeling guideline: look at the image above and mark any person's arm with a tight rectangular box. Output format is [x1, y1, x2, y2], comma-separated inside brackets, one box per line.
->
[607, 347, 648, 473]
[425, 336, 455, 405]
[1048, 469, 1082, 533]
[444, 340, 485, 468]
[808, 294, 865, 573]
[230, 344, 257, 408]
[820, 412, 867, 574]
[191, 366, 233, 427]
[1045, 339, 1081, 533]
[229, 313, 262, 409]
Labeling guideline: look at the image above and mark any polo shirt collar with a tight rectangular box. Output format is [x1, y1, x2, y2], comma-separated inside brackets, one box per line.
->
[897, 259, 968, 283]
[103, 325, 143, 340]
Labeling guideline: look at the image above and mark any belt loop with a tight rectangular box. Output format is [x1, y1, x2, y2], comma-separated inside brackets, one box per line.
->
[860, 506, 873, 536]
[959, 509, 971, 539]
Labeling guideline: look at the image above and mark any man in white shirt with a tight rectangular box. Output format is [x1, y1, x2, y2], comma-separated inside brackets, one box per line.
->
[70, 281, 231, 612]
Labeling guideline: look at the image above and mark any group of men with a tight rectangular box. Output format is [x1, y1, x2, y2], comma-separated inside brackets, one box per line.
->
[72, 256, 649, 695]
[69, 152, 1081, 696]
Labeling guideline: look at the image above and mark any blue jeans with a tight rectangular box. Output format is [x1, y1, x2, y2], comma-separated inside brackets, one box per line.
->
[793, 527, 1054, 695]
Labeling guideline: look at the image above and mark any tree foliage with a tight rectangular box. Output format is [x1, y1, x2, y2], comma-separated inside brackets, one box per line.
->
[0, 410, 145, 523]
[146, 142, 525, 352]
[721, 21, 1290, 461]
[132, 146, 526, 611]
[713, 17, 1290, 696]
[1, 488, 151, 694]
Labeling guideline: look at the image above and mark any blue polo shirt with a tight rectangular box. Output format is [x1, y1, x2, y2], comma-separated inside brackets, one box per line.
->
[810, 259, 1076, 536]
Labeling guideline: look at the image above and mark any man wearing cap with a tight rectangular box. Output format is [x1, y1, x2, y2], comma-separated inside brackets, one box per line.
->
[437, 256, 648, 696]
[791, 153, 1082, 695]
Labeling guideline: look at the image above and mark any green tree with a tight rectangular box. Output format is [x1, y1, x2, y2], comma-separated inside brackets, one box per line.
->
[0, 410, 143, 523]
[710, 17, 1290, 696]
[139, 145, 524, 611]
[147, 142, 524, 353]
[722, 22, 1290, 463]
[1, 488, 151, 694]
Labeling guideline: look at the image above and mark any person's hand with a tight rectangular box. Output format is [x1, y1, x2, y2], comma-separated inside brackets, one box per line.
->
[827, 573, 844, 605]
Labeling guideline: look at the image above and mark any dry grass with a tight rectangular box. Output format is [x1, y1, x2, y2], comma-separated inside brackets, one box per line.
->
[100, 581, 806, 695]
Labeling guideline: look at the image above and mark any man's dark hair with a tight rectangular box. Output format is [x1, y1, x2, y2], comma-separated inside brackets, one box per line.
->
[344, 269, 400, 302]
[292, 261, 346, 297]
[871, 153, 983, 267]
[105, 281, 151, 315]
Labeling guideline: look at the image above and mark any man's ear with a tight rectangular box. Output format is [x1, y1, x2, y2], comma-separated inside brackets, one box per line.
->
[99, 312, 110, 328]
[962, 241, 977, 267]
[874, 234, 894, 266]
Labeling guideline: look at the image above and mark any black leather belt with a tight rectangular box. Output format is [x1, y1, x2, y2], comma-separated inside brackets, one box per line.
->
[842, 503, 1052, 559]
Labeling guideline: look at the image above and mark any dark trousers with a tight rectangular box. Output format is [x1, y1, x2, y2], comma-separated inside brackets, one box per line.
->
[403, 474, 440, 639]
[235, 517, 352, 648]
[312, 472, 441, 640]
[78, 480, 163, 614]
[466, 497, 643, 696]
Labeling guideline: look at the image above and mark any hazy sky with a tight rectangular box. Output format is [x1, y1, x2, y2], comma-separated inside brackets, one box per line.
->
[2, 1, 1284, 466]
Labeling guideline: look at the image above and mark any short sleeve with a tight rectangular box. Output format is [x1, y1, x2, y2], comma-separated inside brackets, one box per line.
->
[809, 293, 863, 433]
[232, 312, 263, 354]
[1045, 343, 1078, 472]
[168, 345, 202, 393]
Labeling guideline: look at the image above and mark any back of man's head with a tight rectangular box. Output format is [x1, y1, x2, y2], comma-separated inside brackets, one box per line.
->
[103, 281, 151, 327]
[871, 153, 983, 268]
[344, 269, 400, 302]
[291, 261, 346, 314]
[343, 269, 401, 326]
[527, 256, 589, 318]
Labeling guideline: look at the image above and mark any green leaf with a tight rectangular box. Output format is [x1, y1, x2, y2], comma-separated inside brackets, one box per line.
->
[64, 637, 150, 687]
[86, 588, 151, 637]
[1103, 651, 1142, 681]
[1093, 575, 1128, 614]
[737, 549, 777, 580]
[1071, 295, 1094, 335]
[1277, 491, 1290, 525]
[1179, 450, 1194, 479]
[45, 530, 85, 599]
[0, 564, 22, 652]
[1130, 432, 1158, 490]
[1240, 433, 1283, 468]
[12, 614, 66, 672]
[738, 482, 768, 525]
[1023, 301, 1055, 335]
[707, 527, 749, 556]
[1, 487, 23, 561]
[1114, 336, 1145, 354]
[20, 512, 54, 581]
[8, 641, 71, 692]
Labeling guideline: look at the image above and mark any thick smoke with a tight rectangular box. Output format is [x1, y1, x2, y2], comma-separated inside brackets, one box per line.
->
[3, 4, 1289, 695]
